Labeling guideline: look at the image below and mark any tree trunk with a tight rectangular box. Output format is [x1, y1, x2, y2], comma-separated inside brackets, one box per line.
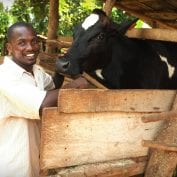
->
[46, 0, 59, 54]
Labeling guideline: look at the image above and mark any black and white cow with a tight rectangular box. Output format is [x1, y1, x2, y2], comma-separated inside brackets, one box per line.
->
[56, 9, 177, 89]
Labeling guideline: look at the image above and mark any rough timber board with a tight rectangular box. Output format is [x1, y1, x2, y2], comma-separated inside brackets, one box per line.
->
[40, 107, 164, 170]
[54, 158, 146, 177]
[58, 89, 176, 113]
[126, 28, 177, 43]
[110, 0, 177, 29]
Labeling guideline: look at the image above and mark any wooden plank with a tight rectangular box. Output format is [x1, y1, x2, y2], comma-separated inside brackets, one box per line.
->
[46, 39, 72, 48]
[142, 110, 177, 123]
[58, 89, 176, 113]
[40, 108, 164, 170]
[53, 158, 146, 177]
[115, 3, 176, 29]
[82, 72, 108, 89]
[126, 28, 177, 42]
[142, 140, 177, 152]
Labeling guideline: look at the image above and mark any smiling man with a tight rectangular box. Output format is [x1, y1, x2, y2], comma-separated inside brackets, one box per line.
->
[6, 22, 40, 72]
[0, 22, 89, 177]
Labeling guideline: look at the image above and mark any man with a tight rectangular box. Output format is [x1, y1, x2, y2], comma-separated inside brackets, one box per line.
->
[0, 22, 88, 177]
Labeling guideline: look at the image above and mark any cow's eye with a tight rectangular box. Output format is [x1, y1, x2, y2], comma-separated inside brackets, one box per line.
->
[97, 33, 105, 40]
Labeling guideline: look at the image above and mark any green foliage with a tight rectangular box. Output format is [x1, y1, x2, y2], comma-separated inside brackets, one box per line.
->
[59, 0, 102, 36]
[28, 0, 49, 34]
[10, 0, 49, 34]
[135, 20, 144, 28]
[0, 3, 10, 55]
[0, 3, 9, 34]
[9, 0, 31, 22]
[111, 7, 135, 24]
[0, 0, 50, 55]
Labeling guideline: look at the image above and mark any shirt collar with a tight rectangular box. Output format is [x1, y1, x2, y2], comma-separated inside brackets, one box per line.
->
[3, 56, 39, 79]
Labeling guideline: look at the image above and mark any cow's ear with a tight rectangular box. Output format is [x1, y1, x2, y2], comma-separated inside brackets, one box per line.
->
[92, 9, 107, 16]
[94, 11, 109, 27]
[92, 8, 109, 26]
[118, 18, 138, 35]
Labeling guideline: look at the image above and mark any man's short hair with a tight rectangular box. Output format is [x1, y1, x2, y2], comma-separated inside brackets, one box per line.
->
[7, 22, 36, 42]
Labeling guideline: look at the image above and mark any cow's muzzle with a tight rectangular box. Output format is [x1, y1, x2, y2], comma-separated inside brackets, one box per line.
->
[56, 59, 70, 73]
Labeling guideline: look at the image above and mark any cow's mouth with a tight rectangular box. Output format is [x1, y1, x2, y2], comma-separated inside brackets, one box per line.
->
[59, 73, 82, 79]
[55, 67, 82, 79]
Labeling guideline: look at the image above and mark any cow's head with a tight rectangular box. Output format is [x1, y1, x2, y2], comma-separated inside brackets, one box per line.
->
[56, 9, 137, 78]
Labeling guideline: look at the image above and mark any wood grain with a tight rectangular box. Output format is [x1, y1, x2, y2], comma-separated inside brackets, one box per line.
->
[58, 89, 175, 113]
[40, 108, 164, 170]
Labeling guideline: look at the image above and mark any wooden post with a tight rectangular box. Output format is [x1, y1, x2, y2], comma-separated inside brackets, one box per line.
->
[82, 72, 108, 89]
[46, 0, 59, 53]
[103, 0, 116, 16]
[144, 93, 177, 177]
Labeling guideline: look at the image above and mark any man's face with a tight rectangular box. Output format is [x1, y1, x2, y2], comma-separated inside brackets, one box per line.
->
[7, 26, 40, 69]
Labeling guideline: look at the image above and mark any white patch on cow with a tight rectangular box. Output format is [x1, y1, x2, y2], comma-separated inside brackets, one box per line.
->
[82, 14, 99, 30]
[159, 55, 175, 78]
[95, 69, 104, 80]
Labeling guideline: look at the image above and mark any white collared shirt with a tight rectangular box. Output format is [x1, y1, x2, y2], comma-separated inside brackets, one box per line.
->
[0, 56, 55, 177]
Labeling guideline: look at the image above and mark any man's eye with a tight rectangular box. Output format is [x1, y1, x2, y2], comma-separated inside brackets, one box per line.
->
[33, 39, 38, 43]
[18, 41, 25, 46]
[32, 39, 39, 45]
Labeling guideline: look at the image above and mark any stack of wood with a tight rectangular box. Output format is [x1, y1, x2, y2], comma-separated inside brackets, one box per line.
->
[39, 89, 177, 177]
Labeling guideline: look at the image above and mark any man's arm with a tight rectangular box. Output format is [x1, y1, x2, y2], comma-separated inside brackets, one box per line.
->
[52, 72, 64, 89]
[39, 76, 89, 115]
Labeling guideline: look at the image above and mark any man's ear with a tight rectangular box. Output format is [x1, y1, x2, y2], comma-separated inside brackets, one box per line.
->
[6, 43, 12, 55]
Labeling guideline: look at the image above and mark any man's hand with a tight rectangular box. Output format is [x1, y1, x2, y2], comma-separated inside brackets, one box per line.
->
[62, 77, 89, 89]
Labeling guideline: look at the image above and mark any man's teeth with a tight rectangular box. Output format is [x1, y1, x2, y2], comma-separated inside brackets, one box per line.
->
[26, 54, 34, 57]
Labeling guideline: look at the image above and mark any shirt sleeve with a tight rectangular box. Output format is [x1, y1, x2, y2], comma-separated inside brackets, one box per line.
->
[36, 66, 55, 90]
[0, 81, 46, 119]
[43, 72, 55, 90]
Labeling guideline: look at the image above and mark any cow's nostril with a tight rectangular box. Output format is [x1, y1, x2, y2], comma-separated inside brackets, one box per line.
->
[62, 61, 70, 69]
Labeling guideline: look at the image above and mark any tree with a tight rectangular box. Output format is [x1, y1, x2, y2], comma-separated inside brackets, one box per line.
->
[111, 7, 135, 24]
[0, 3, 10, 55]
[59, 0, 103, 36]
[46, 0, 59, 53]
[10, 0, 49, 34]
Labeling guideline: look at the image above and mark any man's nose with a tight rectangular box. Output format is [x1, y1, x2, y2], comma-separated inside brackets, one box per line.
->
[26, 43, 33, 50]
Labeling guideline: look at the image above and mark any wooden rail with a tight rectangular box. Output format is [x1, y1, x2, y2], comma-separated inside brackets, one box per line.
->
[39, 28, 177, 52]
[126, 28, 177, 43]
[142, 140, 177, 152]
